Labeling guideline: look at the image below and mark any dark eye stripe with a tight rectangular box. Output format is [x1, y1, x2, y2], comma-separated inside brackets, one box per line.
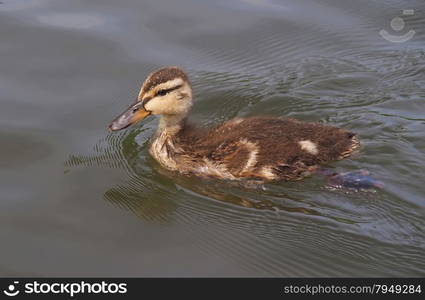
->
[155, 84, 182, 97]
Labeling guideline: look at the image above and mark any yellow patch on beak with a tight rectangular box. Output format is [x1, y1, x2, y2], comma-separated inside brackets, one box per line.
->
[131, 108, 151, 123]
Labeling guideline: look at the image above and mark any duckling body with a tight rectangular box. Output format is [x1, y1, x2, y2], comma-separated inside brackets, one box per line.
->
[110, 67, 359, 182]
[149, 116, 359, 181]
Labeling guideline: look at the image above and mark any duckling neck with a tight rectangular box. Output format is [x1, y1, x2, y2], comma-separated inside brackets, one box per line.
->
[158, 114, 187, 136]
[150, 114, 187, 171]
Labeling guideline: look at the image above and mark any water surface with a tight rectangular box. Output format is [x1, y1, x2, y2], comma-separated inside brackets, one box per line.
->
[1, 0, 424, 276]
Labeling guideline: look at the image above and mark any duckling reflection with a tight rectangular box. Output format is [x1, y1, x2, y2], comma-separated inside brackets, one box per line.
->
[153, 165, 323, 216]
[148, 163, 359, 224]
[65, 129, 178, 223]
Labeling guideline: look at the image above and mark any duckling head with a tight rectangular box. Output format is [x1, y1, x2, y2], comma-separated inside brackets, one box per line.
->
[109, 66, 192, 131]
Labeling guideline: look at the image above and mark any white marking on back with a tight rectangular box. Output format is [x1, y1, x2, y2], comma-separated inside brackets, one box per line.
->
[299, 140, 318, 155]
[239, 139, 258, 174]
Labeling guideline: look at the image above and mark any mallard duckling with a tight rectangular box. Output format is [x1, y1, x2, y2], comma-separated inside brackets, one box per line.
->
[109, 66, 359, 181]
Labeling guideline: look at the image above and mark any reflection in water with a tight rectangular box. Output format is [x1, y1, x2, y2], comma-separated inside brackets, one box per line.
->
[66, 128, 178, 223]
[103, 177, 178, 224]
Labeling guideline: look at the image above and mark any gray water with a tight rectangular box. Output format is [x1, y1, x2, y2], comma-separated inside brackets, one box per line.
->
[1, 0, 425, 276]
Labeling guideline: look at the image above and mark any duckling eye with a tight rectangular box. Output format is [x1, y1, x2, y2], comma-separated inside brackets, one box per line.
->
[155, 84, 182, 97]
[157, 89, 168, 96]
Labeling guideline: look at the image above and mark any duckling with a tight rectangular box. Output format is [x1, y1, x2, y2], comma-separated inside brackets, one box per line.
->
[109, 66, 360, 181]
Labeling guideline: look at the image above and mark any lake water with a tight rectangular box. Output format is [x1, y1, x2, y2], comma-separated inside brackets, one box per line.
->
[1, 0, 424, 276]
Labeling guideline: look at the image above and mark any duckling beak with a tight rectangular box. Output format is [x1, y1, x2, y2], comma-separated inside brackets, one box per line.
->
[109, 101, 151, 131]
